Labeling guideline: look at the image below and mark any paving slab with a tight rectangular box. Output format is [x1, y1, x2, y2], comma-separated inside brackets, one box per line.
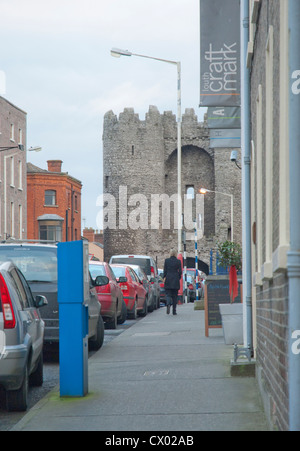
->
[12, 304, 269, 431]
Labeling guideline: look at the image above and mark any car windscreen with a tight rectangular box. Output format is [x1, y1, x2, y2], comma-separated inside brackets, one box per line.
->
[0, 246, 57, 283]
[89, 264, 106, 281]
[110, 266, 126, 278]
[110, 258, 151, 276]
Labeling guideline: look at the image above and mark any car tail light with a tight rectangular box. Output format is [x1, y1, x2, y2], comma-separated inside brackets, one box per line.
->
[0, 274, 16, 329]
[189, 283, 194, 290]
[159, 282, 164, 288]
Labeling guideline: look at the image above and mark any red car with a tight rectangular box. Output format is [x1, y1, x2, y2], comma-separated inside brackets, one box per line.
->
[110, 264, 148, 318]
[89, 262, 126, 329]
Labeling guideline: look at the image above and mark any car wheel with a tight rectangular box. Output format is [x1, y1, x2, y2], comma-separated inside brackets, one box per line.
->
[139, 297, 148, 317]
[117, 300, 127, 325]
[6, 364, 29, 412]
[89, 315, 104, 351]
[106, 307, 117, 330]
[128, 299, 137, 319]
[29, 352, 44, 387]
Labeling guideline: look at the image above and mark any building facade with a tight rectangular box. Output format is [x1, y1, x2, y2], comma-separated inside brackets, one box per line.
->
[27, 160, 82, 242]
[0, 96, 27, 240]
[248, 0, 289, 430]
[103, 106, 242, 270]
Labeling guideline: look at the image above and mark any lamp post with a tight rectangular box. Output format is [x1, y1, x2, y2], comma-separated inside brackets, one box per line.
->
[111, 48, 182, 254]
[200, 188, 234, 242]
[0, 145, 42, 239]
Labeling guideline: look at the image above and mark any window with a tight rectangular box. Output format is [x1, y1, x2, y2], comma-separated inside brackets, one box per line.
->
[10, 124, 14, 141]
[10, 202, 14, 237]
[18, 129, 23, 145]
[39, 223, 62, 242]
[186, 186, 195, 200]
[18, 160, 22, 189]
[45, 190, 56, 206]
[19, 205, 22, 239]
[10, 156, 14, 186]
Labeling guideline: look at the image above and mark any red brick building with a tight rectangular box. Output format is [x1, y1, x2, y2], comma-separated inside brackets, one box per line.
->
[27, 160, 82, 242]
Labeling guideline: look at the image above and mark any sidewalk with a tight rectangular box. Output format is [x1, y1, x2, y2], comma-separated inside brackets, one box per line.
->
[12, 303, 269, 431]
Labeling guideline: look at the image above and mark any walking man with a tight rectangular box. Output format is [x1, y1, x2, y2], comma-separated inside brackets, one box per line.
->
[163, 249, 182, 315]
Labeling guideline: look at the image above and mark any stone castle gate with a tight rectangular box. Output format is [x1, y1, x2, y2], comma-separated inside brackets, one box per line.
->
[102, 105, 242, 270]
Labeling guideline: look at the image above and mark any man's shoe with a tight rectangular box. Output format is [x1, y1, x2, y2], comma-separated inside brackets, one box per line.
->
[173, 312, 177, 315]
[167, 305, 170, 314]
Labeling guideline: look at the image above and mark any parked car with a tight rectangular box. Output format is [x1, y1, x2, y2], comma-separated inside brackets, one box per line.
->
[110, 264, 148, 318]
[185, 268, 204, 299]
[158, 269, 166, 305]
[126, 264, 155, 313]
[0, 261, 48, 411]
[89, 261, 126, 329]
[0, 243, 104, 352]
[109, 255, 160, 309]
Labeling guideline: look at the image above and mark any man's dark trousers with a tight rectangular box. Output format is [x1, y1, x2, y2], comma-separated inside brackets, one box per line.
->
[166, 289, 179, 314]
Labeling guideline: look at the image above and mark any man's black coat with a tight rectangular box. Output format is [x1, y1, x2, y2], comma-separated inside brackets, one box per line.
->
[163, 256, 182, 290]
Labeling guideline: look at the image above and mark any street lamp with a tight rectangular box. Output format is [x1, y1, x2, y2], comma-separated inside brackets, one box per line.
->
[111, 47, 183, 254]
[200, 188, 234, 242]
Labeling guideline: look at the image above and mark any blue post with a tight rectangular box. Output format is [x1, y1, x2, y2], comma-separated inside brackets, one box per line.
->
[57, 240, 90, 397]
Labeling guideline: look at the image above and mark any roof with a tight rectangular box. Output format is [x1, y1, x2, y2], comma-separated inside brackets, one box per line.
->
[37, 214, 64, 221]
[27, 162, 82, 185]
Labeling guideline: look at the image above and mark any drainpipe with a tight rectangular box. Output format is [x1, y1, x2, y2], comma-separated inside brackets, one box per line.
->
[241, 0, 253, 353]
[288, 0, 300, 432]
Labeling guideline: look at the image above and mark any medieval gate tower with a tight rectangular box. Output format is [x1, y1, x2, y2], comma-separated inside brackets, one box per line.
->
[102, 106, 242, 271]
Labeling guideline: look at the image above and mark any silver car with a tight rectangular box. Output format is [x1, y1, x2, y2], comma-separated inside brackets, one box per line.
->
[0, 261, 47, 412]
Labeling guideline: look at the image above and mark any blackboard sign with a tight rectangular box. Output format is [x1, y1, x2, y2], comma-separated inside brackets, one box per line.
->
[204, 276, 242, 337]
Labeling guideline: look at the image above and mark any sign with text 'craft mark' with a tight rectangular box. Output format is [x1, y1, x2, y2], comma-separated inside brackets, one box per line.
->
[200, 0, 241, 107]
[207, 107, 241, 129]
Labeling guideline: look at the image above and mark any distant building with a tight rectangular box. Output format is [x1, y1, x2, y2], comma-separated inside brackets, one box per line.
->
[27, 160, 82, 242]
[0, 96, 27, 240]
[83, 227, 104, 261]
[103, 106, 242, 270]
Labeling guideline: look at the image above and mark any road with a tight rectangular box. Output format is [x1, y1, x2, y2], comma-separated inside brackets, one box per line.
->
[0, 317, 142, 431]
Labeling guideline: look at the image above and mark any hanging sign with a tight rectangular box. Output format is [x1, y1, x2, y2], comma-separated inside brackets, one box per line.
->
[200, 0, 241, 107]
[207, 107, 241, 129]
[209, 129, 241, 148]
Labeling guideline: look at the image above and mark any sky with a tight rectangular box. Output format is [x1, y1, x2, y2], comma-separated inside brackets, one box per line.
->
[0, 0, 204, 231]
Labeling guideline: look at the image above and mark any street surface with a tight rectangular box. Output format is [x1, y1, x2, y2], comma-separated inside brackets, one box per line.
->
[0, 317, 142, 431]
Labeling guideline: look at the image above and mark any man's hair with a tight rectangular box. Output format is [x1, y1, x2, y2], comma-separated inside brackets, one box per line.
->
[170, 249, 177, 258]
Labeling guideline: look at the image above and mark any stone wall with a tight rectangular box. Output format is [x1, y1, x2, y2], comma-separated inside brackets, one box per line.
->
[103, 106, 242, 269]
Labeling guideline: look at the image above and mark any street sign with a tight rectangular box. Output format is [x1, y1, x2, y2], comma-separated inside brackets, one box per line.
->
[209, 129, 241, 148]
[207, 107, 241, 129]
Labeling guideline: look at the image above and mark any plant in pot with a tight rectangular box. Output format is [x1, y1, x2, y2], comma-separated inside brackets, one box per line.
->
[217, 240, 243, 345]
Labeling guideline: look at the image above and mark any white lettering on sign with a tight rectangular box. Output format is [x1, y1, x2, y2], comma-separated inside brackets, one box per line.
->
[291, 70, 300, 95]
[213, 109, 225, 116]
[291, 330, 300, 355]
[204, 43, 238, 93]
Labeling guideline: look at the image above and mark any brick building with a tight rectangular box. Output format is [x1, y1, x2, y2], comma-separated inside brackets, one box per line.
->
[27, 160, 82, 242]
[0, 96, 27, 240]
[103, 106, 242, 270]
[247, 0, 289, 430]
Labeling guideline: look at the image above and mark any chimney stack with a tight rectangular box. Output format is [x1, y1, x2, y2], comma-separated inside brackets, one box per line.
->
[47, 160, 63, 173]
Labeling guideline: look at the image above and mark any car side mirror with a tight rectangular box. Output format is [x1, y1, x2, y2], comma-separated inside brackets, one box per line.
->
[95, 275, 110, 286]
[35, 295, 48, 308]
